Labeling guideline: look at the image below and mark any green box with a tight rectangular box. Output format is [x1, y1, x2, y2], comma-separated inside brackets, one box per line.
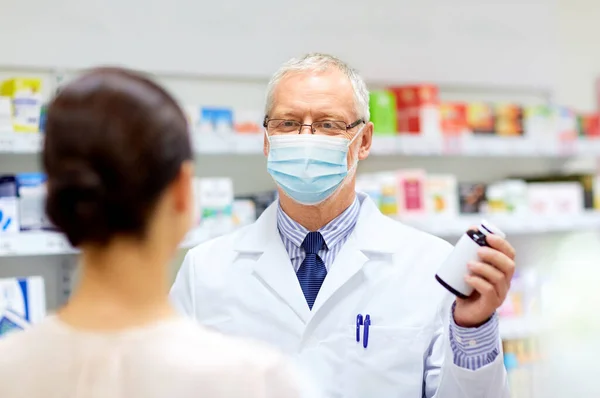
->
[369, 90, 397, 135]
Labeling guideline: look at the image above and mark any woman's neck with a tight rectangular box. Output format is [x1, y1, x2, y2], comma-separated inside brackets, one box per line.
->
[58, 238, 177, 331]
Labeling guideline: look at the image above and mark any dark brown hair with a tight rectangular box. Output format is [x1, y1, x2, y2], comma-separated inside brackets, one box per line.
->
[43, 67, 193, 247]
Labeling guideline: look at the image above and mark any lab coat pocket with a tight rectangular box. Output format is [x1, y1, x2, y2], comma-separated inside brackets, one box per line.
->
[341, 325, 427, 398]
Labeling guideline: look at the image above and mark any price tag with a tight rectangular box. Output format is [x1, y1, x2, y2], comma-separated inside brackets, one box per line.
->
[442, 136, 463, 155]
[195, 133, 231, 154]
[371, 136, 398, 155]
[233, 134, 264, 154]
[0, 235, 16, 255]
[0, 134, 15, 152]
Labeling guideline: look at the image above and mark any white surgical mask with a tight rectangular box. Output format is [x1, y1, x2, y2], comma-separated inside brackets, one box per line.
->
[266, 129, 362, 205]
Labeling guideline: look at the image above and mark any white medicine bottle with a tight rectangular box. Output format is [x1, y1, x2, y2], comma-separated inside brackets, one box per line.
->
[436, 220, 506, 298]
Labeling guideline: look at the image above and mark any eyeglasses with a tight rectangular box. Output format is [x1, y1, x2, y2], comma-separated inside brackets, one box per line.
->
[263, 117, 364, 138]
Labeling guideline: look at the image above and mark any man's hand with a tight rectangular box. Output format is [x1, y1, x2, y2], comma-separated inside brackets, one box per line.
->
[453, 232, 516, 328]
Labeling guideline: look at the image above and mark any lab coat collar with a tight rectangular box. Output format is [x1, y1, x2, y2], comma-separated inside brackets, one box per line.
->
[232, 192, 403, 323]
[233, 192, 400, 254]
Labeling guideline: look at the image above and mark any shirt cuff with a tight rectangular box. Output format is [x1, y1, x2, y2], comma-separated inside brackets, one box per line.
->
[448, 302, 501, 370]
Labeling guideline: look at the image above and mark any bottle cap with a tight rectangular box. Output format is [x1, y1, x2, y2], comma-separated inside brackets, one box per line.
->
[479, 220, 506, 239]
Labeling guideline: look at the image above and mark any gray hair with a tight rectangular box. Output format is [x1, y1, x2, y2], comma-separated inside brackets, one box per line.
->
[264, 53, 370, 121]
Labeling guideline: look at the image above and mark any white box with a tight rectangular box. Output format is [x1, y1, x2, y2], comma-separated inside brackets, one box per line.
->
[0, 276, 46, 337]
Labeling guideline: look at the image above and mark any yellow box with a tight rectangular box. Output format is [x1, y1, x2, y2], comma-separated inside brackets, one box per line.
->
[0, 78, 43, 133]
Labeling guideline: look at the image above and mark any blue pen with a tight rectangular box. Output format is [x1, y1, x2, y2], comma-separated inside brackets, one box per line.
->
[363, 314, 370, 348]
[356, 314, 363, 342]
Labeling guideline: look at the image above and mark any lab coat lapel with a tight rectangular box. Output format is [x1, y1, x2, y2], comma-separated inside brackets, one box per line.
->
[234, 203, 311, 324]
[310, 195, 398, 314]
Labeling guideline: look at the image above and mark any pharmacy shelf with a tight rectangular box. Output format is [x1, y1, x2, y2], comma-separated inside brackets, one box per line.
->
[0, 131, 43, 154]
[3, 212, 599, 257]
[499, 316, 543, 339]
[2, 130, 600, 157]
[0, 224, 234, 257]
[400, 211, 600, 236]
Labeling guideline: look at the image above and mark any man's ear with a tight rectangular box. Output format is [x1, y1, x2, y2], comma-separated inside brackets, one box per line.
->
[358, 122, 373, 161]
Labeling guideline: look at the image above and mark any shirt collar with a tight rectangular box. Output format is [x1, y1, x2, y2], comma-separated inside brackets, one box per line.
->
[277, 196, 361, 251]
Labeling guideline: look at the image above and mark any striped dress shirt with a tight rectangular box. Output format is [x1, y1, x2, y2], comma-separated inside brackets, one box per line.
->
[276, 195, 500, 371]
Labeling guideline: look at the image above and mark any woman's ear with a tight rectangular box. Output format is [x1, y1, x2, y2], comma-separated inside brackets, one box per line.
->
[172, 161, 195, 213]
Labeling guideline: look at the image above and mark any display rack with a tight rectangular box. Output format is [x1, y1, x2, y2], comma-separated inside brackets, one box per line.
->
[2, 131, 600, 157]
[2, 212, 598, 258]
[0, 225, 228, 257]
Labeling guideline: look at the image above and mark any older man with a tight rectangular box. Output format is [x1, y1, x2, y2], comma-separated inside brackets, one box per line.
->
[171, 53, 514, 398]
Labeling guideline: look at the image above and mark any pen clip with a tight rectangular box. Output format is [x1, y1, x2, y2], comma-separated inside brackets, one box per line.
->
[356, 314, 363, 342]
[363, 314, 370, 349]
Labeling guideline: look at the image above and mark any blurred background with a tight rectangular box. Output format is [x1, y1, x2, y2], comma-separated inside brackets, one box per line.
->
[0, 0, 599, 396]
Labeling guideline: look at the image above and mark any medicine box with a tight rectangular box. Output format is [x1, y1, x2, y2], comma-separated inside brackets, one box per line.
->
[0, 276, 46, 338]
[0, 78, 43, 133]
[389, 84, 440, 136]
[458, 182, 488, 214]
[369, 90, 397, 135]
[577, 113, 600, 138]
[440, 103, 468, 136]
[466, 103, 495, 134]
[196, 178, 234, 236]
[396, 169, 426, 216]
[16, 173, 54, 231]
[0, 175, 19, 233]
[233, 109, 263, 134]
[495, 104, 524, 136]
[377, 172, 399, 216]
[199, 107, 234, 135]
[425, 174, 458, 216]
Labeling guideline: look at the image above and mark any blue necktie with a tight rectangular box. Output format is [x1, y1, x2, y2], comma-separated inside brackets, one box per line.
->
[297, 231, 327, 310]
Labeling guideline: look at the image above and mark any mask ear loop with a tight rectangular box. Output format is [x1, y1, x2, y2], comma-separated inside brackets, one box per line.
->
[347, 124, 366, 169]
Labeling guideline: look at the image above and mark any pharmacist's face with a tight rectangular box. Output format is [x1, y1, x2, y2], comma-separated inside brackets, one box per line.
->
[264, 68, 372, 167]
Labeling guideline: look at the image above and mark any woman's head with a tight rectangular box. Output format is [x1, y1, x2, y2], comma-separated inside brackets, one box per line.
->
[43, 67, 194, 249]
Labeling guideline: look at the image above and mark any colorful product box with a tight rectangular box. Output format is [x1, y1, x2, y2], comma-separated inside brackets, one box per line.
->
[355, 175, 382, 208]
[484, 180, 528, 214]
[440, 103, 468, 136]
[377, 173, 399, 216]
[527, 182, 584, 215]
[396, 169, 426, 216]
[521, 174, 595, 210]
[389, 84, 440, 135]
[0, 78, 43, 133]
[0, 175, 19, 233]
[0, 276, 46, 337]
[466, 103, 495, 134]
[198, 107, 234, 134]
[233, 109, 263, 134]
[16, 173, 54, 231]
[458, 182, 487, 214]
[425, 174, 458, 216]
[495, 104, 524, 136]
[195, 177, 234, 236]
[577, 113, 600, 138]
[524, 105, 555, 138]
[369, 90, 397, 135]
[555, 106, 578, 142]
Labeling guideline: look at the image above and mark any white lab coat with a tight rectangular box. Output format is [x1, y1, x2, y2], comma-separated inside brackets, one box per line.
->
[171, 194, 509, 398]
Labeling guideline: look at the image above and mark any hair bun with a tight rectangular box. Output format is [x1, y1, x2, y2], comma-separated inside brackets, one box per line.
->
[46, 163, 107, 246]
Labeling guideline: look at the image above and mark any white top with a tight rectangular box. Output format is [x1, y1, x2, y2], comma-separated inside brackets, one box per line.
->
[0, 316, 317, 398]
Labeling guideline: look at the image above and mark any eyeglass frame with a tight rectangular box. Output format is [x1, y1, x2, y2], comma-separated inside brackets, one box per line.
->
[262, 116, 365, 135]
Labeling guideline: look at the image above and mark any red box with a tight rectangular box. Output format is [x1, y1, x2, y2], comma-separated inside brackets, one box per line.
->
[389, 85, 440, 135]
[440, 102, 468, 136]
[579, 113, 600, 138]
